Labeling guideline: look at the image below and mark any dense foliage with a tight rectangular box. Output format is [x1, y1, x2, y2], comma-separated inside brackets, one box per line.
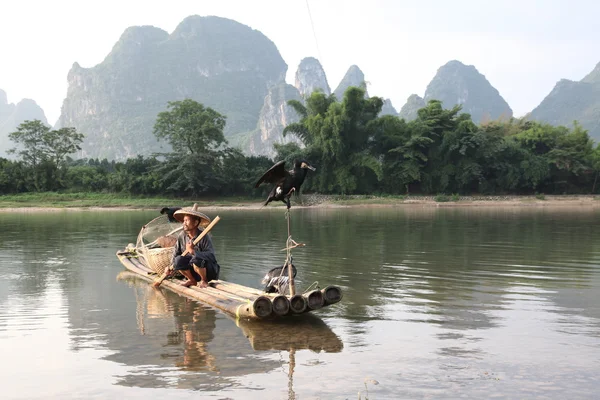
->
[2, 93, 600, 197]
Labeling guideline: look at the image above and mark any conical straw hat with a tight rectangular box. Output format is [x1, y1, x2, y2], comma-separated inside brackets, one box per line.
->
[173, 203, 211, 227]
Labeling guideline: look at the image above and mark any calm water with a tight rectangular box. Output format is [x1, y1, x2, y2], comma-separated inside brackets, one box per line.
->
[1, 206, 600, 399]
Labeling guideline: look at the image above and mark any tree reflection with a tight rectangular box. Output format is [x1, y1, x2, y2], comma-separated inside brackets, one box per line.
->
[277, 207, 600, 348]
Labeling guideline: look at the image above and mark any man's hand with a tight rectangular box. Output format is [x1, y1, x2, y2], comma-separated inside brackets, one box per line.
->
[185, 241, 194, 255]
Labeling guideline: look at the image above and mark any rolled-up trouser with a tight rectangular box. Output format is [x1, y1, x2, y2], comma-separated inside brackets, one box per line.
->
[173, 255, 219, 282]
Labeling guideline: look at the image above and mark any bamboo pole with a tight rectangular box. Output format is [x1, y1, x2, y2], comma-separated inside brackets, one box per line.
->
[287, 211, 296, 296]
[118, 252, 271, 319]
[211, 280, 266, 296]
[199, 286, 273, 319]
[271, 294, 290, 316]
[321, 285, 343, 306]
[287, 261, 296, 296]
[210, 280, 288, 316]
[212, 280, 308, 315]
[304, 289, 325, 310]
[289, 294, 308, 313]
[213, 281, 334, 314]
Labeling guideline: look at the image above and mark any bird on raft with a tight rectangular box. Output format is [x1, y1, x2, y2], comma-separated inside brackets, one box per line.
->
[160, 207, 182, 223]
[255, 159, 316, 209]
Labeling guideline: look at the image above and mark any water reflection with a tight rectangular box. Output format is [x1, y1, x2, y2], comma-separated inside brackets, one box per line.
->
[114, 271, 343, 392]
[235, 314, 344, 353]
[2, 207, 600, 399]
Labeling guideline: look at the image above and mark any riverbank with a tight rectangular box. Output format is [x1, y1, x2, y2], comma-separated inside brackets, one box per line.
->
[1, 192, 600, 211]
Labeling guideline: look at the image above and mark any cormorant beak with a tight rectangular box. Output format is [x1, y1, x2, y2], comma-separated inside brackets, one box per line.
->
[301, 162, 316, 171]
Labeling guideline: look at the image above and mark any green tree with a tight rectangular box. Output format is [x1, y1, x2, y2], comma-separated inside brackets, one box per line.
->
[408, 100, 465, 193]
[545, 122, 594, 192]
[591, 145, 600, 193]
[45, 127, 85, 171]
[8, 120, 84, 191]
[283, 87, 384, 194]
[154, 99, 227, 154]
[8, 120, 50, 190]
[372, 114, 449, 194]
[65, 166, 108, 192]
[153, 99, 228, 196]
[0, 158, 29, 193]
[284, 90, 337, 147]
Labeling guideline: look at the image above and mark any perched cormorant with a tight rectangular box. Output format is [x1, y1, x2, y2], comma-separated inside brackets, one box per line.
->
[160, 207, 182, 223]
[262, 263, 297, 294]
[255, 159, 316, 208]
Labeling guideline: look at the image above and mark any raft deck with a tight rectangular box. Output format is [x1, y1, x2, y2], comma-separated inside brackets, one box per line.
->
[116, 249, 343, 321]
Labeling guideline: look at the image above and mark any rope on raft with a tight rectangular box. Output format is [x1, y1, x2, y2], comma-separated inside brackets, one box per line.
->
[274, 206, 318, 295]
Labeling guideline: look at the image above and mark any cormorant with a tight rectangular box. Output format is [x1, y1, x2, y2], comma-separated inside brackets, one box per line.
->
[160, 207, 182, 223]
[254, 159, 316, 208]
[262, 263, 297, 294]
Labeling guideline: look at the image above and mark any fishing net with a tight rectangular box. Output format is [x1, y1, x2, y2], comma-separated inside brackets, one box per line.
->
[135, 215, 182, 275]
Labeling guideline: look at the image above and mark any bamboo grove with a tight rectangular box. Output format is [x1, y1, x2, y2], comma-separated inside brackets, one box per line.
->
[2, 87, 600, 197]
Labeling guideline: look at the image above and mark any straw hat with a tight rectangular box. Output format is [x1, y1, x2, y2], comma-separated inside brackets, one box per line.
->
[173, 203, 211, 227]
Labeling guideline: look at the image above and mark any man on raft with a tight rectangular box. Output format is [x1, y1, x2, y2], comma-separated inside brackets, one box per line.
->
[167, 205, 221, 288]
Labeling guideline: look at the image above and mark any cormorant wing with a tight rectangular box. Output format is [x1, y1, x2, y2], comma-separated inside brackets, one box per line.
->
[255, 160, 287, 188]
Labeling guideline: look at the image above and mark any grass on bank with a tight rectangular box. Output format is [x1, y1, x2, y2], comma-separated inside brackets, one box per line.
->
[0, 192, 431, 208]
[0, 192, 261, 208]
[0, 192, 598, 209]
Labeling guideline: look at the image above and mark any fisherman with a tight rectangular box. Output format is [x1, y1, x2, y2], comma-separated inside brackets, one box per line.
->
[171, 205, 220, 288]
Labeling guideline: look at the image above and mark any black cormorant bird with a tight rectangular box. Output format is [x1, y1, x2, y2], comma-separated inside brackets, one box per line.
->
[262, 263, 297, 294]
[160, 207, 182, 223]
[255, 159, 316, 208]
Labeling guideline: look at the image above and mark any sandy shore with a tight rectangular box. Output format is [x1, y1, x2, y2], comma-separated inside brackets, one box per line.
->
[1, 195, 599, 212]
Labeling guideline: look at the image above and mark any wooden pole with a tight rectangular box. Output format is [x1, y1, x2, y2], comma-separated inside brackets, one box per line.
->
[288, 348, 296, 400]
[287, 210, 296, 296]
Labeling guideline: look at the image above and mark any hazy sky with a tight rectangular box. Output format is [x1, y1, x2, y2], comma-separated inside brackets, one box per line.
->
[1, 0, 599, 124]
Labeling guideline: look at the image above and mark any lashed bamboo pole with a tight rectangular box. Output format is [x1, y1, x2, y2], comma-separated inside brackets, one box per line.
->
[118, 252, 271, 319]
[213, 280, 309, 314]
[288, 294, 308, 313]
[321, 285, 343, 306]
[303, 289, 325, 310]
[271, 294, 290, 316]
[210, 280, 289, 316]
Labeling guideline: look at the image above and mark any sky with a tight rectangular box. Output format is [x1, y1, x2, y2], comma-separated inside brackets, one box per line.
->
[1, 0, 600, 125]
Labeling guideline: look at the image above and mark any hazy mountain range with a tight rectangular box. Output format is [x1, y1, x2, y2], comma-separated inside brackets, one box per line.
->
[2, 15, 599, 160]
[0, 89, 47, 158]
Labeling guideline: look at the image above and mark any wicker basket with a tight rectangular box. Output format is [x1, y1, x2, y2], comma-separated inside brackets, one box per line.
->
[144, 247, 174, 275]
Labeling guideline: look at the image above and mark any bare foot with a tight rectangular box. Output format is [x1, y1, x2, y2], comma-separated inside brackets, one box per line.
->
[197, 280, 208, 288]
[180, 280, 196, 287]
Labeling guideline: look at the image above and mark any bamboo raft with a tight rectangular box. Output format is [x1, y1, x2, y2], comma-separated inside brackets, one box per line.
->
[116, 249, 343, 321]
[116, 270, 344, 352]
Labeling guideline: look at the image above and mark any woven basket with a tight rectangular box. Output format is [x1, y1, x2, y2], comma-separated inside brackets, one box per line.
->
[145, 247, 174, 275]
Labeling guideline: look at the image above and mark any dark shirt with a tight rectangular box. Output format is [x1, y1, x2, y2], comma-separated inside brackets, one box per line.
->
[172, 228, 216, 263]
